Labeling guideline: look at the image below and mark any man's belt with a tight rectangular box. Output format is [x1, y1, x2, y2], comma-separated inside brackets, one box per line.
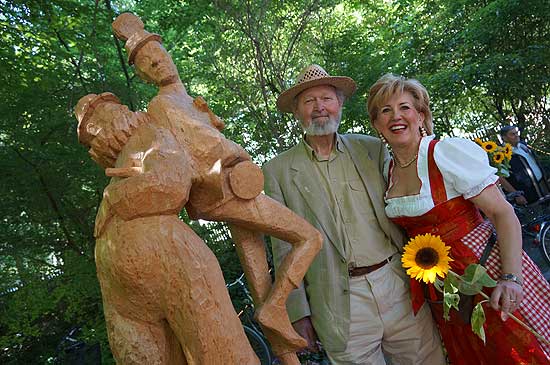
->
[348, 256, 392, 277]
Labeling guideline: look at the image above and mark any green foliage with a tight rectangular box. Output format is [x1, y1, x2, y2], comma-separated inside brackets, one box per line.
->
[459, 264, 497, 294]
[1, 0, 549, 362]
[471, 302, 487, 344]
[441, 273, 459, 321]
[439, 265, 496, 342]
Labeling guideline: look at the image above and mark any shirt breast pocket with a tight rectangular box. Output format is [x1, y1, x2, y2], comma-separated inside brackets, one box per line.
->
[348, 179, 366, 192]
[348, 179, 369, 214]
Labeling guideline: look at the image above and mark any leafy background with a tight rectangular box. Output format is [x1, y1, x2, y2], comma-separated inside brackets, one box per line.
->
[1, 0, 549, 362]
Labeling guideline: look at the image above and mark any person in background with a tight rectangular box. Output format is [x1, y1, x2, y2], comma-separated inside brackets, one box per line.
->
[499, 125, 549, 205]
[367, 73, 550, 364]
[263, 64, 445, 364]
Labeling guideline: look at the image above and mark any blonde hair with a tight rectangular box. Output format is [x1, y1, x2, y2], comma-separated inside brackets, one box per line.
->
[367, 74, 433, 135]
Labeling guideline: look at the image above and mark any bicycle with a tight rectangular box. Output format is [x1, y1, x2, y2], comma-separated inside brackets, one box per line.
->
[55, 327, 101, 364]
[227, 273, 274, 365]
[226, 273, 331, 365]
[511, 195, 550, 266]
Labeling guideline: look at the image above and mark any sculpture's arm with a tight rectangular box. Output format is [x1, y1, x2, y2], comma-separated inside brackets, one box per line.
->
[104, 135, 195, 221]
[223, 139, 252, 166]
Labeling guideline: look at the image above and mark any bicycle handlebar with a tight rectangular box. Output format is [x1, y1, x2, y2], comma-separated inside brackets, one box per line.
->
[226, 272, 246, 288]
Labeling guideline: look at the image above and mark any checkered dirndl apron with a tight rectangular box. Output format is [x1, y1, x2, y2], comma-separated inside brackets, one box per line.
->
[463, 220, 550, 358]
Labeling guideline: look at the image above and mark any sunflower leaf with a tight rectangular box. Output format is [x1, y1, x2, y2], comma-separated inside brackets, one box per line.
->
[444, 273, 459, 293]
[458, 281, 483, 295]
[461, 264, 497, 287]
[434, 277, 445, 292]
[471, 303, 487, 344]
[443, 291, 460, 321]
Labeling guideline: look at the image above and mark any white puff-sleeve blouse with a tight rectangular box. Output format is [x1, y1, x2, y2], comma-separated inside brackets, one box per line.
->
[384, 135, 498, 218]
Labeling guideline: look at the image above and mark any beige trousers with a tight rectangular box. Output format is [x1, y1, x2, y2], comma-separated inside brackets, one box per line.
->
[327, 255, 446, 365]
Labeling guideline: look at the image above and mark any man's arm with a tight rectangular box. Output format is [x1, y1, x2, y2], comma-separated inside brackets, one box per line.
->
[499, 176, 528, 205]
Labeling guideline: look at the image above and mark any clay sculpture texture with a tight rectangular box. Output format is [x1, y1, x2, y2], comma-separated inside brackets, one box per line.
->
[74, 12, 322, 365]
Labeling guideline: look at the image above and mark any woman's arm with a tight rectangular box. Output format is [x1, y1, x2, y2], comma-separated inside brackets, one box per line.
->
[470, 184, 523, 318]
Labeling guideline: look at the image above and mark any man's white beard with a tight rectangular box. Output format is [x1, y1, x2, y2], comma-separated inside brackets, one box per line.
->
[302, 111, 342, 136]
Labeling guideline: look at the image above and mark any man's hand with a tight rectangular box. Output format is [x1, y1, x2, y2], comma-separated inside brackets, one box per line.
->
[514, 195, 528, 205]
[293, 316, 320, 352]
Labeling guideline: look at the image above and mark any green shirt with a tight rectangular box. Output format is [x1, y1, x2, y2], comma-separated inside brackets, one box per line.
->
[303, 135, 396, 267]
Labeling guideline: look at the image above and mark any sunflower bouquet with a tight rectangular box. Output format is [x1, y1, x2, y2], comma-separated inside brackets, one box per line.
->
[474, 138, 513, 177]
[402, 234, 497, 343]
[402, 234, 549, 345]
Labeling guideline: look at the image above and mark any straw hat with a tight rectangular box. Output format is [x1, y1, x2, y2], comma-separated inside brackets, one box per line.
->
[276, 64, 357, 113]
[112, 13, 162, 64]
[75, 92, 121, 146]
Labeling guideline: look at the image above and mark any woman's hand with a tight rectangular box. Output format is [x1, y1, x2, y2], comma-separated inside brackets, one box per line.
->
[490, 280, 523, 320]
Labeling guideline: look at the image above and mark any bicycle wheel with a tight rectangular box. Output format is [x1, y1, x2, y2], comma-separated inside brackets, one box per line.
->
[243, 325, 272, 365]
[541, 224, 550, 265]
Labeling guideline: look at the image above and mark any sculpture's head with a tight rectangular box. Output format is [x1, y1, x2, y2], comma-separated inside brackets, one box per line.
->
[112, 13, 179, 87]
[75, 92, 144, 168]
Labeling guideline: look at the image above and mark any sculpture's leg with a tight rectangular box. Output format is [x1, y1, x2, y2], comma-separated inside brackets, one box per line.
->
[228, 225, 271, 303]
[104, 304, 187, 364]
[161, 219, 260, 365]
[229, 226, 300, 365]
[202, 195, 322, 353]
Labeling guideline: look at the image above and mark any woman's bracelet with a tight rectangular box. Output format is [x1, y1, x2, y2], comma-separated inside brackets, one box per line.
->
[499, 273, 523, 286]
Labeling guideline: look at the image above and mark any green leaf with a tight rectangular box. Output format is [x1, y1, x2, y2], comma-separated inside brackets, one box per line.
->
[442, 275, 460, 320]
[444, 272, 459, 293]
[434, 276, 446, 293]
[471, 302, 487, 344]
[461, 264, 497, 287]
[458, 281, 484, 295]
[443, 291, 460, 321]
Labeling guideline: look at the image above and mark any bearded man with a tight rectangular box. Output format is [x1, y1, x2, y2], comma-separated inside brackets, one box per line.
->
[263, 65, 445, 364]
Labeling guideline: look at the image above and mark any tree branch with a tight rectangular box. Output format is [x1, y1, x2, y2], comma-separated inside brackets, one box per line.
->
[11, 147, 86, 257]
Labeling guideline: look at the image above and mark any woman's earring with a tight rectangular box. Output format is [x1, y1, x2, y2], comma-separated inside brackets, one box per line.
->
[419, 125, 428, 137]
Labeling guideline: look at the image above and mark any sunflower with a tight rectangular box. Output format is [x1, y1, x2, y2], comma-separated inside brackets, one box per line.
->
[481, 141, 498, 153]
[504, 143, 513, 160]
[493, 151, 505, 164]
[474, 138, 483, 145]
[401, 233, 453, 284]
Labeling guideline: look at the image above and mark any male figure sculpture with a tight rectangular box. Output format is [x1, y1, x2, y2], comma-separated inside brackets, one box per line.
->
[77, 12, 323, 364]
[75, 93, 259, 364]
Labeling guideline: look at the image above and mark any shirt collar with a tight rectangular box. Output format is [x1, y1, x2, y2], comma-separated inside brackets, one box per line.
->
[301, 133, 344, 161]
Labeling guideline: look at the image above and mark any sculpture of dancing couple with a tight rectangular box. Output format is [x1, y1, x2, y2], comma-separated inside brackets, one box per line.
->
[75, 13, 321, 365]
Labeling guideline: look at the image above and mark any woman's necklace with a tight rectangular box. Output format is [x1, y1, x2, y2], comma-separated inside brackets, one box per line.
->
[394, 153, 418, 168]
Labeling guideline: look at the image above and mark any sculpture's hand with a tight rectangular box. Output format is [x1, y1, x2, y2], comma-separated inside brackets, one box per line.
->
[105, 166, 143, 177]
[292, 316, 320, 353]
[224, 140, 251, 166]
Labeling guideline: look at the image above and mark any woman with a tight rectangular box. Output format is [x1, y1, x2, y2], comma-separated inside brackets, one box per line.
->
[367, 73, 550, 364]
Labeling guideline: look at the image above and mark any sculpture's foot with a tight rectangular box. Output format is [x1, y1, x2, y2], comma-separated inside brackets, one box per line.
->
[255, 303, 307, 352]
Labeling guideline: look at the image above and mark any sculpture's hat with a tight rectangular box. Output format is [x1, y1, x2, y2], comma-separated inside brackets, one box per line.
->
[75, 92, 121, 146]
[276, 64, 356, 113]
[112, 13, 162, 64]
